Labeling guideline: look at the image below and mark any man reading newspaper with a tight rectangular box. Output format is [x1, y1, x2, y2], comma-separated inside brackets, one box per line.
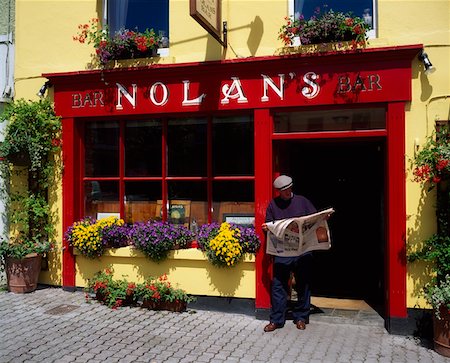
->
[262, 175, 333, 333]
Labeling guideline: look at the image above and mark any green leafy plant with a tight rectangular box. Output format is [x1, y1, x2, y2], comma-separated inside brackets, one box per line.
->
[135, 273, 195, 304]
[412, 125, 450, 188]
[278, 8, 370, 48]
[426, 275, 450, 318]
[409, 124, 450, 318]
[0, 99, 61, 268]
[87, 268, 137, 309]
[73, 18, 161, 67]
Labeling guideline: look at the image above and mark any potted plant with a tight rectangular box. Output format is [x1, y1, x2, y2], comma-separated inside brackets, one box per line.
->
[136, 273, 195, 312]
[129, 220, 194, 262]
[409, 124, 450, 356]
[197, 222, 261, 268]
[73, 18, 161, 68]
[0, 99, 61, 293]
[278, 7, 370, 49]
[86, 268, 137, 309]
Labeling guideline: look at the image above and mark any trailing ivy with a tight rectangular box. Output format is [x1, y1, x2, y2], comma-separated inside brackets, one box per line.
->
[0, 99, 62, 260]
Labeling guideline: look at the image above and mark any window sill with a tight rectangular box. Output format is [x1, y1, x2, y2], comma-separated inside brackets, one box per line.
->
[73, 245, 256, 262]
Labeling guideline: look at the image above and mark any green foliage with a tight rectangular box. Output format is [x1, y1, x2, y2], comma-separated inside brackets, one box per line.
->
[0, 99, 62, 175]
[409, 234, 450, 284]
[412, 125, 450, 188]
[409, 124, 450, 314]
[0, 99, 61, 266]
[426, 275, 450, 319]
[87, 268, 137, 309]
[278, 8, 370, 47]
[135, 274, 195, 304]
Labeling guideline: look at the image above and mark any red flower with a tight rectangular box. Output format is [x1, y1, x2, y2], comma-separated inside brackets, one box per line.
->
[436, 159, 449, 171]
[345, 18, 354, 27]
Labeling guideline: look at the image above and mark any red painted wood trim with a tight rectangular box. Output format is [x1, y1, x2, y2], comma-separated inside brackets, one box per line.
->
[254, 108, 273, 309]
[386, 102, 407, 318]
[119, 121, 125, 218]
[62, 117, 76, 288]
[272, 129, 387, 140]
[161, 119, 167, 220]
[207, 116, 213, 222]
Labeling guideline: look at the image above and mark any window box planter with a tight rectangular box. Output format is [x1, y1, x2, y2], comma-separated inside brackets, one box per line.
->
[73, 246, 256, 299]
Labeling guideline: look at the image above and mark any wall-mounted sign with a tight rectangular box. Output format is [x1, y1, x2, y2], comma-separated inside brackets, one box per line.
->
[190, 0, 225, 46]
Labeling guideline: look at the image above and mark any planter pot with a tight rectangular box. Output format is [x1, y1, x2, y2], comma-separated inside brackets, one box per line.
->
[433, 306, 450, 357]
[141, 299, 187, 312]
[5, 253, 42, 293]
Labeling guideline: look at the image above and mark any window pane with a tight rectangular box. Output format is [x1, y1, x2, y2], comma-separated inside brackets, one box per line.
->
[273, 108, 385, 133]
[108, 0, 169, 36]
[213, 115, 254, 176]
[294, 0, 374, 29]
[125, 181, 161, 223]
[167, 181, 208, 227]
[125, 120, 162, 176]
[85, 121, 119, 177]
[84, 181, 119, 219]
[168, 118, 207, 176]
[212, 181, 254, 223]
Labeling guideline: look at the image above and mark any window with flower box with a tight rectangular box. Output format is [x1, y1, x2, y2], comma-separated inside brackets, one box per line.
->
[104, 0, 170, 51]
[83, 115, 254, 230]
[289, 0, 376, 39]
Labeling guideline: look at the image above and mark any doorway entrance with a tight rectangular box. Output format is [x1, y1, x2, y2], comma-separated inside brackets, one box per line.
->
[274, 138, 386, 315]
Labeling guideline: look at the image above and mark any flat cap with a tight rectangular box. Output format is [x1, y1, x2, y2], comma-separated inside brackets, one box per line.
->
[273, 175, 293, 190]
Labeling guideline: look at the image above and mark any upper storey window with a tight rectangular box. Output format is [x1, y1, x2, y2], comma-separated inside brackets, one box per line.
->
[290, 0, 376, 38]
[106, 0, 169, 46]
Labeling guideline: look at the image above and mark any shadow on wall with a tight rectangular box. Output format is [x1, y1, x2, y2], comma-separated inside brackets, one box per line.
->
[406, 187, 437, 302]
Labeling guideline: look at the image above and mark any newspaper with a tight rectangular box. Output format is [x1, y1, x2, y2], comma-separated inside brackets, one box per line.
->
[266, 208, 334, 257]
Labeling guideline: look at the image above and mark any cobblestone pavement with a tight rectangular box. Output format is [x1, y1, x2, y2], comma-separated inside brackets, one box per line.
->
[0, 287, 449, 363]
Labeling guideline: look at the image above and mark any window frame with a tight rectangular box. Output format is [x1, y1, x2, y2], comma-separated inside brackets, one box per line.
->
[102, 0, 170, 56]
[288, 0, 377, 39]
[81, 114, 255, 224]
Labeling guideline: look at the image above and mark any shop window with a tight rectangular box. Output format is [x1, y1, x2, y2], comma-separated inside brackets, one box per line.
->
[273, 108, 385, 133]
[85, 121, 119, 177]
[125, 181, 161, 223]
[84, 180, 120, 220]
[168, 118, 207, 177]
[212, 116, 254, 176]
[290, 0, 376, 38]
[212, 181, 255, 223]
[82, 115, 254, 226]
[125, 120, 161, 177]
[106, 0, 169, 46]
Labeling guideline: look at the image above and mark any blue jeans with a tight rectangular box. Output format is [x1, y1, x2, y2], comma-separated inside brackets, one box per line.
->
[270, 253, 313, 325]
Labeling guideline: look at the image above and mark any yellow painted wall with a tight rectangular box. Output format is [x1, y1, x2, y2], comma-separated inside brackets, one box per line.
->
[75, 248, 256, 298]
[13, 0, 450, 307]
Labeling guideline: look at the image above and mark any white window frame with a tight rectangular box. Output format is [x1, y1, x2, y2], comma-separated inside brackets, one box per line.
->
[288, 0, 377, 39]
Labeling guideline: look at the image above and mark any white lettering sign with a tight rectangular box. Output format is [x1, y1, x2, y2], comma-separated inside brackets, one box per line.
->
[221, 77, 248, 104]
[116, 83, 137, 110]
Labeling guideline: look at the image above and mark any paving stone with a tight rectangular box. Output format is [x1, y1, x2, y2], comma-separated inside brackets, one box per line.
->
[1, 288, 448, 363]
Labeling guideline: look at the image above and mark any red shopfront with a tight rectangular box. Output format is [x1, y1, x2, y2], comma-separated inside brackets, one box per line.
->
[45, 44, 422, 333]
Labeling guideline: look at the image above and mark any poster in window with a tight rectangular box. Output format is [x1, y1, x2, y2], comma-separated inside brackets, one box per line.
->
[156, 200, 191, 227]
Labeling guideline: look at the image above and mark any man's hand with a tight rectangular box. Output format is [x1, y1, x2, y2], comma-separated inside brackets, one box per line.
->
[262, 223, 268, 232]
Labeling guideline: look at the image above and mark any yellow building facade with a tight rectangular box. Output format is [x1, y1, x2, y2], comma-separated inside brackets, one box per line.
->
[5, 0, 450, 334]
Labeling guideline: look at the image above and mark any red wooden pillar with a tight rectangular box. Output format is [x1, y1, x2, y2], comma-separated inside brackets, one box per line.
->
[254, 108, 272, 310]
[386, 102, 407, 320]
[61, 117, 77, 290]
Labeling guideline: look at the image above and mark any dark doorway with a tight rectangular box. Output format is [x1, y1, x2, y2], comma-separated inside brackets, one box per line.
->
[274, 138, 386, 314]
